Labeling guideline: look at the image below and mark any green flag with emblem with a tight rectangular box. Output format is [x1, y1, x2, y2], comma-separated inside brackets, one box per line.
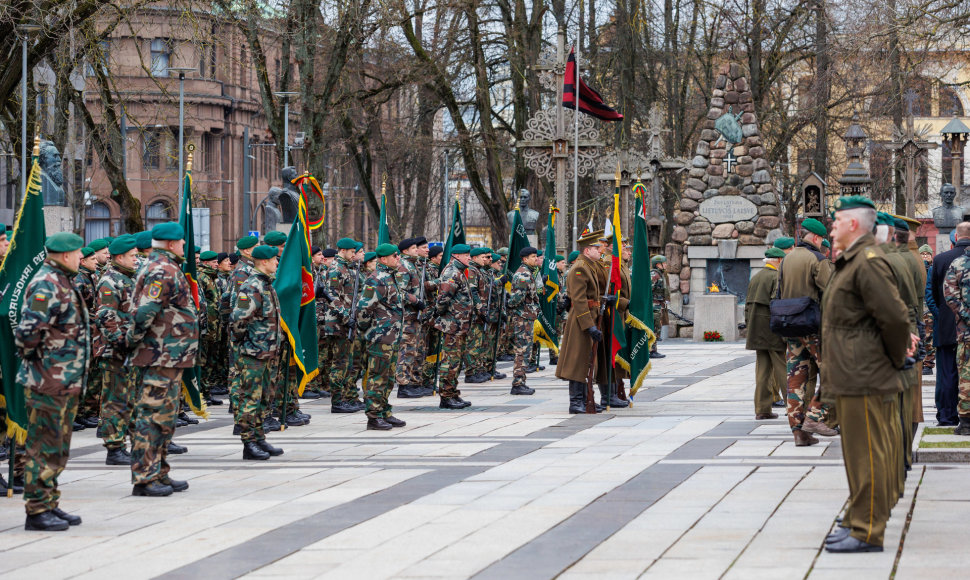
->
[377, 179, 390, 245]
[615, 182, 655, 398]
[179, 159, 207, 417]
[504, 205, 529, 277]
[442, 192, 465, 265]
[0, 147, 47, 443]
[535, 207, 560, 353]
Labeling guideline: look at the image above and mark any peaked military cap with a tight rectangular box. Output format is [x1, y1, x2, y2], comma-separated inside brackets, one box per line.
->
[451, 243, 471, 255]
[765, 247, 786, 259]
[428, 246, 443, 258]
[87, 238, 109, 251]
[893, 214, 922, 232]
[322, 248, 338, 258]
[108, 234, 137, 255]
[364, 251, 377, 263]
[252, 245, 278, 260]
[152, 222, 184, 241]
[135, 230, 153, 250]
[470, 247, 491, 257]
[833, 195, 876, 211]
[236, 235, 258, 250]
[376, 243, 398, 257]
[47, 232, 85, 253]
[800, 218, 827, 237]
[200, 250, 218, 261]
[264, 231, 287, 246]
[577, 229, 605, 248]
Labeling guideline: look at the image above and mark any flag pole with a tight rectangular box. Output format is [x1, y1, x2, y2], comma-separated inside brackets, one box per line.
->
[572, 8, 582, 254]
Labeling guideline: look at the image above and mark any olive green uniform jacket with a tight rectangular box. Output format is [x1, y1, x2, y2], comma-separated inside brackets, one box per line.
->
[745, 264, 785, 352]
[555, 254, 604, 383]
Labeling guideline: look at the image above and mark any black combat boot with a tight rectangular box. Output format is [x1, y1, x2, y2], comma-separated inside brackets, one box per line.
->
[242, 441, 270, 460]
[599, 384, 629, 408]
[167, 442, 188, 454]
[25, 511, 69, 531]
[105, 447, 130, 466]
[955, 416, 970, 436]
[367, 417, 393, 430]
[51, 507, 82, 526]
[284, 414, 307, 427]
[397, 385, 423, 399]
[384, 416, 406, 428]
[491, 371, 507, 380]
[568, 381, 586, 414]
[510, 384, 535, 395]
[650, 348, 666, 359]
[160, 476, 189, 492]
[132, 482, 174, 496]
[256, 440, 284, 456]
[439, 397, 467, 410]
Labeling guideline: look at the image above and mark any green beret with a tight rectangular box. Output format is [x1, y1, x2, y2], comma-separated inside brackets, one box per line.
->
[773, 237, 795, 249]
[200, 250, 218, 261]
[376, 243, 398, 257]
[555, 255, 566, 262]
[81, 247, 95, 258]
[470, 247, 491, 257]
[801, 218, 827, 237]
[108, 234, 137, 255]
[833, 195, 876, 211]
[893, 218, 909, 231]
[152, 222, 184, 241]
[264, 231, 287, 246]
[135, 231, 153, 250]
[355, 241, 364, 251]
[236, 235, 258, 250]
[491, 252, 501, 262]
[919, 244, 932, 254]
[822, 239, 831, 248]
[875, 212, 894, 226]
[252, 245, 278, 260]
[497, 247, 509, 257]
[568, 250, 580, 263]
[46, 232, 85, 253]
[364, 251, 377, 263]
[451, 243, 471, 255]
[765, 247, 786, 259]
[336, 237, 357, 250]
[651, 255, 667, 265]
[88, 238, 109, 252]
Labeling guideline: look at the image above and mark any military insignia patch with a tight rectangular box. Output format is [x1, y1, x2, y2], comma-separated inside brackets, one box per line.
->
[148, 280, 163, 299]
[865, 249, 877, 259]
[30, 294, 48, 313]
[363, 285, 375, 299]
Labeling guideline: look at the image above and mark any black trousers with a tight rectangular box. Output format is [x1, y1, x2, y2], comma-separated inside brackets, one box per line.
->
[936, 344, 959, 425]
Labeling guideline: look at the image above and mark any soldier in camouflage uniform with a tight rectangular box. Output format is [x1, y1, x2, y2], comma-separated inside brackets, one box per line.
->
[126, 222, 200, 497]
[350, 251, 377, 389]
[434, 244, 474, 409]
[650, 256, 669, 359]
[423, 246, 443, 391]
[358, 244, 410, 429]
[305, 246, 332, 398]
[920, 245, 935, 374]
[462, 247, 493, 383]
[495, 247, 515, 362]
[485, 252, 508, 380]
[16, 232, 90, 531]
[395, 237, 432, 398]
[74, 247, 102, 428]
[231, 245, 285, 460]
[325, 238, 366, 413]
[95, 235, 139, 466]
[210, 252, 233, 397]
[224, 236, 260, 424]
[944, 242, 970, 436]
[508, 247, 541, 395]
[197, 251, 224, 406]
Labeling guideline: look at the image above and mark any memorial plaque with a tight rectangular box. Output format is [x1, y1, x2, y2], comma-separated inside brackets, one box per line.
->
[699, 196, 758, 223]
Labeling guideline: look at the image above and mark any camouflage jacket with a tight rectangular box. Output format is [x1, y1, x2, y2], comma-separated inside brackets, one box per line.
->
[508, 264, 541, 321]
[15, 260, 91, 396]
[357, 263, 405, 345]
[323, 256, 362, 336]
[434, 258, 475, 334]
[465, 263, 492, 323]
[216, 270, 231, 296]
[221, 256, 255, 320]
[314, 264, 330, 323]
[230, 270, 282, 360]
[652, 267, 670, 306]
[127, 248, 200, 368]
[394, 255, 423, 320]
[75, 265, 98, 312]
[198, 265, 222, 343]
[944, 252, 970, 342]
[94, 263, 135, 360]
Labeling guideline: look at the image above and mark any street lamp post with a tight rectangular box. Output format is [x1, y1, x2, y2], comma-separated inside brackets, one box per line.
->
[17, 24, 41, 196]
[167, 66, 195, 206]
[273, 92, 299, 168]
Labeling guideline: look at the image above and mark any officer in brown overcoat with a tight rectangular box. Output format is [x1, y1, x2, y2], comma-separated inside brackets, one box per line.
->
[555, 231, 615, 413]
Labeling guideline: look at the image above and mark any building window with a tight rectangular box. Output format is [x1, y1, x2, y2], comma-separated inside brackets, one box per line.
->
[143, 129, 162, 169]
[85, 40, 110, 77]
[203, 132, 217, 173]
[150, 38, 172, 77]
[85, 202, 111, 242]
[146, 200, 173, 229]
[869, 141, 893, 202]
[940, 86, 965, 117]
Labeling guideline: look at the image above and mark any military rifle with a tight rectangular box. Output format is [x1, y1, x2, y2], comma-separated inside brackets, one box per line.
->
[314, 271, 335, 303]
[417, 257, 428, 322]
[346, 260, 362, 340]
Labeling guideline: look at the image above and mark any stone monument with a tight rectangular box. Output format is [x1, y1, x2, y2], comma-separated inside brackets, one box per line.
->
[933, 183, 963, 252]
[507, 189, 540, 245]
[39, 140, 73, 235]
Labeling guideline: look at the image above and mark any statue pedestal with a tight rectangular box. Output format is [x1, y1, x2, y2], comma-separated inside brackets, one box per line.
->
[937, 230, 954, 254]
[692, 293, 738, 342]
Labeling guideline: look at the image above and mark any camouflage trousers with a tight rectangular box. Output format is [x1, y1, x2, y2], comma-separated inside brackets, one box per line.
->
[395, 315, 427, 387]
[329, 336, 360, 404]
[785, 336, 832, 431]
[79, 357, 104, 419]
[353, 337, 368, 387]
[438, 331, 467, 399]
[482, 322, 499, 373]
[423, 326, 441, 388]
[309, 331, 335, 394]
[511, 317, 536, 387]
[199, 336, 222, 399]
[98, 357, 136, 450]
[923, 311, 936, 370]
[498, 319, 515, 357]
[23, 389, 78, 515]
[463, 321, 488, 377]
[235, 354, 271, 442]
[956, 342, 970, 418]
[270, 342, 300, 418]
[364, 342, 399, 419]
[130, 366, 182, 485]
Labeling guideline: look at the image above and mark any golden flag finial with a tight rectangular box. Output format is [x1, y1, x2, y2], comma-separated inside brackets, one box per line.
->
[186, 151, 193, 172]
[454, 179, 461, 200]
[32, 134, 41, 157]
[615, 160, 622, 189]
[381, 172, 387, 197]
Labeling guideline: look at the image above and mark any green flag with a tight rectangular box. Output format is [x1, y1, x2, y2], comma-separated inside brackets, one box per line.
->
[442, 194, 465, 265]
[616, 182, 655, 398]
[535, 208, 559, 353]
[0, 152, 46, 443]
[179, 164, 207, 417]
[505, 206, 529, 276]
[378, 189, 390, 245]
[274, 182, 320, 394]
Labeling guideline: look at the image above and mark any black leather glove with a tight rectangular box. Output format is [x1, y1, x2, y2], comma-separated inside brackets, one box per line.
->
[564, 296, 572, 312]
[602, 294, 617, 307]
[412, 300, 426, 311]
[498, 274, 509, 285]
[586, 327, 603, 342]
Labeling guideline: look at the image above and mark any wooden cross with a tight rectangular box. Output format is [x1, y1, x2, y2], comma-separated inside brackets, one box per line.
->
[889, 88, 937, 216]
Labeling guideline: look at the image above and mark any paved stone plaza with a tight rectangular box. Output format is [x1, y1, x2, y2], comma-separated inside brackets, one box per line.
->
[1, 340, 967, 579]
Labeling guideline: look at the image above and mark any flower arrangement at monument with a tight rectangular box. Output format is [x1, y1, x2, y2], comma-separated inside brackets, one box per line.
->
[703, 330, 724, 342]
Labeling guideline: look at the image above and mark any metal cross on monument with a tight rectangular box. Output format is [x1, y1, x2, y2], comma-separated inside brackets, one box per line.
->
[889, 88, 938, 216]
[517, 28, 604, 250]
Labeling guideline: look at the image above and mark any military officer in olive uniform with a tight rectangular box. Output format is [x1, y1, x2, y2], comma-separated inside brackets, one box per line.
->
[17, 232, 90, 532]
[745, 247, 787, 419]
[126, 222, 200, 497]
[434, 244, 475, 409]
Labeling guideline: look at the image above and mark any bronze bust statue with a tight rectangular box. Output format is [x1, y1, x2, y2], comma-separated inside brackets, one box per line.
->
[39, 140, 66, 206]
[933, 183, 964, 230]
[507, 188, 539, 235]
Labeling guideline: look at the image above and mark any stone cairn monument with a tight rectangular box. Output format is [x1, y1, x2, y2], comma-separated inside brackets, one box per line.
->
[665, 62, 779, 339]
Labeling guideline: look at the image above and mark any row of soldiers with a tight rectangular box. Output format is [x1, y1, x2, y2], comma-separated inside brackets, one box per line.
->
[744, 197, 923, 553]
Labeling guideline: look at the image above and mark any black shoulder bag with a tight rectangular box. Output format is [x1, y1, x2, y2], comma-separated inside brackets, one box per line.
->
[769, 260, 821, 338]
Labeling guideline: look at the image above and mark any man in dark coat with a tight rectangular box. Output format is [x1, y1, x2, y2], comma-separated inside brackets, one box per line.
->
[929, 221, 970, 426]
[745, 247, 787, 419]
